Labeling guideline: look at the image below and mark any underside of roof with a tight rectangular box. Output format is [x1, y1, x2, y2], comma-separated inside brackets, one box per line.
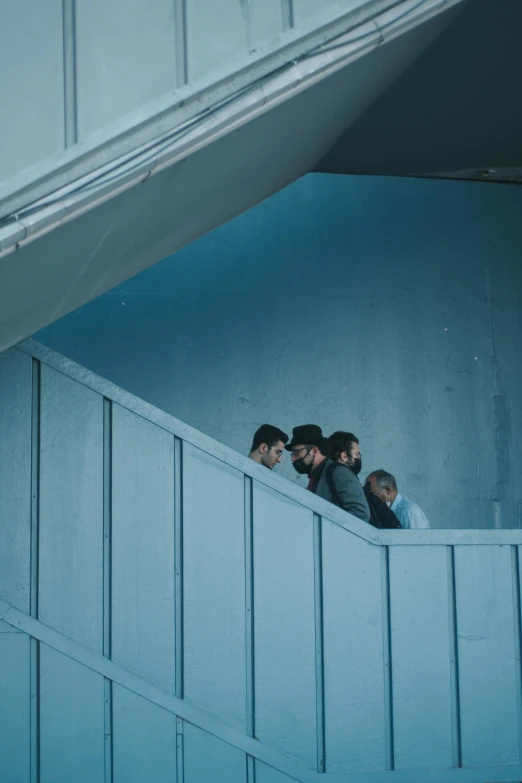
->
[1, 0, 519, 356]
[316, 0, 522, 184]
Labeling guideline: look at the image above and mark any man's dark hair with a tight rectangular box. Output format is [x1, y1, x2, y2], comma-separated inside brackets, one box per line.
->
[250, 424, 288, 453]
[368, 469, 397, 491]
[327, 430, 359, 461]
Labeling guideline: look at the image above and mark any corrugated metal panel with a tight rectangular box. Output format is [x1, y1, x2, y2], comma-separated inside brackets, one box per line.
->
[1, 340, 522, 783]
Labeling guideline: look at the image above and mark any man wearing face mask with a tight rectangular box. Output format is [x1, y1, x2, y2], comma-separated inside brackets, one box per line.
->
[285, 424, 329, 490]
[366, 469, 430, 529]
[286, 426, 370, 523]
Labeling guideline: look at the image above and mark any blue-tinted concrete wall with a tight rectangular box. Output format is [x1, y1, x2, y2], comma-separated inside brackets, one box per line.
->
[37, 174, 522, 529]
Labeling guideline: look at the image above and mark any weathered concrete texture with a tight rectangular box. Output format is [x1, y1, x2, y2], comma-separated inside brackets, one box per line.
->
[37, 173, 522, 529]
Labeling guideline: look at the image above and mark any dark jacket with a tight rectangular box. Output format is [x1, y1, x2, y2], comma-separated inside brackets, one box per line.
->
[313, 458, 370, 523]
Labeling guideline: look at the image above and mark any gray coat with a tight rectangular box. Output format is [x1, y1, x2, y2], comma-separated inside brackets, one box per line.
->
[315, 458, 370, 523]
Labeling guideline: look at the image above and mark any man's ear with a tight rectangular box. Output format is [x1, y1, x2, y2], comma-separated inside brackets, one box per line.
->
[259, 443, 268, 454]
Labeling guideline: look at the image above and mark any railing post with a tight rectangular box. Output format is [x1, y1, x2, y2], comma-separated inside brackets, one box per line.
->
[511, 546, 522, 763]
[313, 513, 326, 773]
[30, 358, 41, 783]
[381, 546, 394, 770]
[447, 545, 462, 768]
[174, 436, 185, 782]
[103, 398, 113, 783]
[244, 474, 256, 781]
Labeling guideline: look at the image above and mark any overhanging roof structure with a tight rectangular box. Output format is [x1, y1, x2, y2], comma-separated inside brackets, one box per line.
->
[317, 0, 522, 183]
[1, 0, 519, 354]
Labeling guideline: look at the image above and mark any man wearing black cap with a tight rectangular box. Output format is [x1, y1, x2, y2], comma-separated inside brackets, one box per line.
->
[286, 424, 370, 523]
[285, 424, 328, 492]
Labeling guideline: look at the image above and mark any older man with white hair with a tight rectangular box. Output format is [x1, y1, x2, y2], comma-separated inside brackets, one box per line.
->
[366, 469, 430, 529]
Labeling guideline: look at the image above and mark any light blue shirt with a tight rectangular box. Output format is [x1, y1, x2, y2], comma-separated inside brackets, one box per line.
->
[391, 492, 430, 529]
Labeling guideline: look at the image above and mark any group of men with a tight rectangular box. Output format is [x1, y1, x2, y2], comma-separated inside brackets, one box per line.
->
[248, 423, 430, 530]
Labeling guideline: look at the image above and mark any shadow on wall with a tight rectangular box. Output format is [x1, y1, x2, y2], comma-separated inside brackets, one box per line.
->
[36, 173, 522, 529]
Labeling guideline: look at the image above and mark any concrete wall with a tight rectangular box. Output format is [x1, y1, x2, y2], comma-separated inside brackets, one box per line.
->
[37, 173, 522, 529]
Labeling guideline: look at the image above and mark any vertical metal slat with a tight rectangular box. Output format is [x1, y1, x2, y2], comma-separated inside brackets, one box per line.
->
[281, 0, 294, 31]
[447, 546, 462, 768]
[176, 716, 184, 783]
[175, 436, 185, 782]
[244, 475, 256, 780]
[381, 546, 394, 770]
[174, 0, 188, 88]
[174, 436, 184, 699]
[313, 513, 326, 773]
[512, 546, 522, 763]
[30, 358, 40, 783]
[62, 0, 78, 147]
[103, 398, 113, 783]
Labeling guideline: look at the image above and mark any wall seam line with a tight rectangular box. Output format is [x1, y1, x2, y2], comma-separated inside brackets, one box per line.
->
[448, 545, 462, 768]
[103, 398, 113, 783]
[281, 0, 294, 31]
[30, 357, 41, 783]
[245, 474, 256, 780]
[174, 0, 188, 88]
[175, 436, 185, 782]
[511, 546, 522, 763]
[381, 546, 394, 770]
[62, 0, 78, 147]
[313, 513, 326, 773]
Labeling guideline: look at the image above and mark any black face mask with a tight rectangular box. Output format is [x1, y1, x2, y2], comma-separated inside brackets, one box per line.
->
[293, 452, 313, 475]
[349, 457, 362, 476]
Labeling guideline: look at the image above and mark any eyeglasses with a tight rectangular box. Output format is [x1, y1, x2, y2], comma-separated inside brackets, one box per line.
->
[269, 447, 284, 457]
[290, 446, 312, 458]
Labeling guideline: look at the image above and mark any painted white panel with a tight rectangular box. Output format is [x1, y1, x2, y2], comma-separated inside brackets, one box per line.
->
[75, 0, 177, 139]
[187, 0, 282, 83]
[183, 444, 247, 731]
[294, 0, 359, 29]
[0, 0, 64, 181]
[253, 483, 317, 767]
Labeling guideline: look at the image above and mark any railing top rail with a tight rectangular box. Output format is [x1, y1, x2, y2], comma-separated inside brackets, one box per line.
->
[16, 338, 522, 548]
